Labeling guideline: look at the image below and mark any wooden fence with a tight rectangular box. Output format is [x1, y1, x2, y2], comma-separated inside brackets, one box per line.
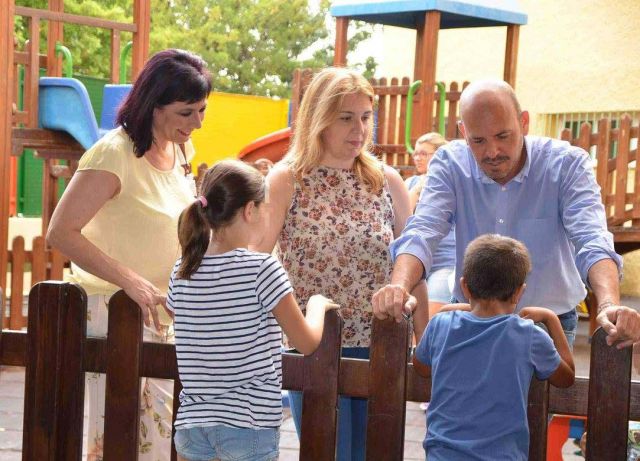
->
[2, 236, 66, 330]
[562, 114, 640, 254]
[0, 282, 635, 460]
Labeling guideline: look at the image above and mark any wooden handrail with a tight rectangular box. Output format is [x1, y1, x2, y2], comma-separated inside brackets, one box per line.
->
[15, 6, 137, 33]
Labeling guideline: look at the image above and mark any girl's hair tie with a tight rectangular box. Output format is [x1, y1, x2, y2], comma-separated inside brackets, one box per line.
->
[197, 196, 208, 208]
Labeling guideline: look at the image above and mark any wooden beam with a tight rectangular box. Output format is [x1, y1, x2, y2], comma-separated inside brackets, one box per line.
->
[47, 0, 64, 77]
[333, 17, 349, 67]
[504, 25, 520, 88]
[414, 11, 440, 136]
[26, 17, 41, 128]
[131, 0, 150, 80]
[0, 1, 15, 310]
[15, 6, 136, 33]
[110, 30, 121, 84]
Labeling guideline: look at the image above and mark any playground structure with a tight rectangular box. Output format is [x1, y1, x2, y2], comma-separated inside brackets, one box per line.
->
[238, 0, 527, 171]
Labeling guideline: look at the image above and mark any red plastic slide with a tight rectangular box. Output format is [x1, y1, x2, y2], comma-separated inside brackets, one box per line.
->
[237, 127, 291, 163]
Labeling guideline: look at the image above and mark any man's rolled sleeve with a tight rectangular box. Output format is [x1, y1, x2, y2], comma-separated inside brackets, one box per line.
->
[389, 231, 432, 280]
[559, 148, 623, 284]
[576, 236, 623, 284]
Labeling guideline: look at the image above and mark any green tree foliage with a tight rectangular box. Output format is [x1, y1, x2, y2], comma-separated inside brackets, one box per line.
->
[14, 0, 376, 97]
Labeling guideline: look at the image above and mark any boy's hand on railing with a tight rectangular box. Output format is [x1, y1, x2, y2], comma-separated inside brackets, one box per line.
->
[307, 294, 340, 313]
[439, 303, 471, 313]
[518, 306, 554, 324]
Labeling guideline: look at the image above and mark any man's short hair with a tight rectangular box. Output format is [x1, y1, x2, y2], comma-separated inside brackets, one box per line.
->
[463, 234, 531, 301]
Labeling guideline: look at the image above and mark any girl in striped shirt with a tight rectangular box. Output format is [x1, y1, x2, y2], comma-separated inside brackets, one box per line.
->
[167, 160, 337, 461]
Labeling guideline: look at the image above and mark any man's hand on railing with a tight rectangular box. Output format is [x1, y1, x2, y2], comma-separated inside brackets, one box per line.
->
[597, 303, 640, 349]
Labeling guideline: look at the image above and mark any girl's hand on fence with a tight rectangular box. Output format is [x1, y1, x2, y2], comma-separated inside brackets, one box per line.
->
[122, 275, 164, 331]
[307, 294, 340, 313]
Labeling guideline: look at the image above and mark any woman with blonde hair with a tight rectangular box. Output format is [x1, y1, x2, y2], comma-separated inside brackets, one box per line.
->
[257, 67, 428, 460]
[406, 132, 447, 209]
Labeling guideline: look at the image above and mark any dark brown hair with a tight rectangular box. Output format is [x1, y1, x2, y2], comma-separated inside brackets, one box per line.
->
[463, 234, 531, 301]
[176, 160, 266, 279]
[116, 49, 212, 157]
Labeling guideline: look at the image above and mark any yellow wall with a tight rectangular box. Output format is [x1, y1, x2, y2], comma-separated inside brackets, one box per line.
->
[190, 92, 289, 167]
[378, 0, 640, 134]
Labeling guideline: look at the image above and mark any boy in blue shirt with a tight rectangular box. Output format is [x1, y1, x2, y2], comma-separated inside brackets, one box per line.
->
[414, 234, 575, 460]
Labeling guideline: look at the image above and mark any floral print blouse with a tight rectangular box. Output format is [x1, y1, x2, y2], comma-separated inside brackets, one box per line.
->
[277, 165, 395, 347]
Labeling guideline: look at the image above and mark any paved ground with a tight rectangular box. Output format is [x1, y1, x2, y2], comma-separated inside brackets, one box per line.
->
[3, 301, 639, 460]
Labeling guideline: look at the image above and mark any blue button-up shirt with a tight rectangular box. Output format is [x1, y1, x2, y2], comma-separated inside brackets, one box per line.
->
[390, 136, 622, 315]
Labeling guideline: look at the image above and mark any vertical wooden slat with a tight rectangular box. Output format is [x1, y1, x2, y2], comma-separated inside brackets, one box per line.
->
[447, 82, 459, 140]
[0, 0, 15, 305]
[614, 117, 631, 224]
[577, 122, 591, 151]
[110, 29, 121, 84]
[630, 116, 640, 225]
[27, 16, 41, 128]
[586, 328, 631, 460]
[104, 290, 143, 460]
[398, 76, 409, 156]
[504, 25, 520, 88]
[365, 317, 409, 460]
[31, 236, 46, 285]
[46, 0, 64, 77]
[131, 0, 150, 80]
[334, 17, 349, 67]
[49, 247, 66, 280]
[9, 236, 25, 330]
[527, 378, 548, 461]
[22, 282, 86, 460]
[414, 11, 440, 137]
[386, 77, 399, 145]
[595, 119, 611, 211]
[299, 310, 343, 460]
[377, 77, 388, 145]
[41, 159, 54, 236]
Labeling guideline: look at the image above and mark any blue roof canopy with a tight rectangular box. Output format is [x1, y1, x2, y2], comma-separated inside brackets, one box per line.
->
[330, 0, 527, 29]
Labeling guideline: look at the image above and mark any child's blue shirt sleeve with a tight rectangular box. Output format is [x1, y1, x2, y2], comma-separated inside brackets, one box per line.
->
[416, 315, 438, 367]
[530, 324, 562, 380]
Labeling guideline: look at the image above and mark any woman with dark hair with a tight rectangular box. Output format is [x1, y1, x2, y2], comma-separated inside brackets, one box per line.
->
[47, 49, 212, 460]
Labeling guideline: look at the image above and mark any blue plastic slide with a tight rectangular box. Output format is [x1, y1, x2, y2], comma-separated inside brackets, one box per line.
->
[38, 78, 133, 150]
[38, 77, 103, 149]
[100, 84, 132, 131]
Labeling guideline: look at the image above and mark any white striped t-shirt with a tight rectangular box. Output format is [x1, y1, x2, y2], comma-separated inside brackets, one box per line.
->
[167, 248, 293, 429]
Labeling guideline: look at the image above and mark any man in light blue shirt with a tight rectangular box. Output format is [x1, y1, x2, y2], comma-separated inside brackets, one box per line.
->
[372, 79, 640, 348]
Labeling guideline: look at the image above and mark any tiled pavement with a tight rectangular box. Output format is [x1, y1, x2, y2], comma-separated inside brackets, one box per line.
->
[4, 300, 640, 460]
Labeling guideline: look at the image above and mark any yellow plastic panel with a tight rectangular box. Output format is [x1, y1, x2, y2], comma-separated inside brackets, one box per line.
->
[190, 92, 289, 167]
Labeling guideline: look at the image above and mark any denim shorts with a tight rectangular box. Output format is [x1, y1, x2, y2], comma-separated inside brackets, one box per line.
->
[174, 425, 279, 461]
[427, 267, 455, 303]
[557, 309, 578, 351]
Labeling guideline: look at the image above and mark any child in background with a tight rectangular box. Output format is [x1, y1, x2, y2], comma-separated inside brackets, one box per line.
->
[167, 160, 338, 461]
[413, 234, 575, 461]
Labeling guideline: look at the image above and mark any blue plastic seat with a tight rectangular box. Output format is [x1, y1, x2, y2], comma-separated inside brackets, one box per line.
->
[38, 77, 101, 150]
[100, 84, 132, 131]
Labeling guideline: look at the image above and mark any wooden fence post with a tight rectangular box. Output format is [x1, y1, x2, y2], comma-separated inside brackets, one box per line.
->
[586, 328, 631, 460]
[365, 317, 410, 460]
[300, 310, 343, 460]
[22, 282, 86, 460]
[103, 290, 144, 460]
